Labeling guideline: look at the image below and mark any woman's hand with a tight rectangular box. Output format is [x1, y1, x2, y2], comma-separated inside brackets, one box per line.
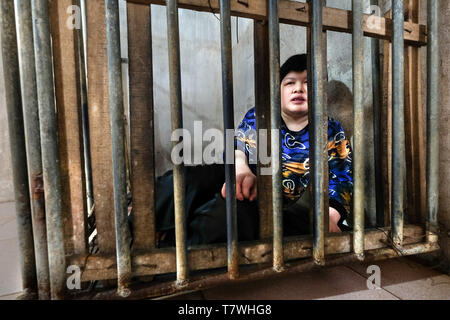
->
[221, 150, 257, 201]
[329, 207, 342, 232]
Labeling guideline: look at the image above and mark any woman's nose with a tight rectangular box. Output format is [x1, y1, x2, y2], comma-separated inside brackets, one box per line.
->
[300, 82, 307, 93]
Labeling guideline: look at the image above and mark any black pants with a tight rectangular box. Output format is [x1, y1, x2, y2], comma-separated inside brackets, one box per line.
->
[129, 164, 311, 247]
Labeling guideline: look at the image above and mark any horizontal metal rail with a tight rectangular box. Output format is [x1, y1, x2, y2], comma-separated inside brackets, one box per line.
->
[126, 0, 427, 45]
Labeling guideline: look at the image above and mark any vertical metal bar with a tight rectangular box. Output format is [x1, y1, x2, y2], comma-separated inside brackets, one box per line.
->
[0, 0, 38, 299]
[308, 0, 325, 266]
[268, 0, 284, 272]
[219, 0, 239, 279]
[31, 0, 66, 299]
[76, 0, 94, 218]
[426, 0, 440, 242]
[15, 0, 50, 299]
[391, 0, 405, 247]
[105, 0, 132, 297]
[166, 0, 188, 286]
[352, 0, 365, 260]
[370, 0, 384, 228]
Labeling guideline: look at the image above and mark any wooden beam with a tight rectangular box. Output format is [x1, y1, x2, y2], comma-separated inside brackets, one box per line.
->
[127, 2, 157, 250]
[403, 0, 426, 224]
[50, 0, 87, 255]
[127, 0, 427, 45]
[86, 0, 116, 253]
[70, 225, 425, 281]
[253, 19, 273, 239]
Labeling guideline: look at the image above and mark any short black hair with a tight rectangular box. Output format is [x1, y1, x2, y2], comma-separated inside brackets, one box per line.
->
[280, 54, 307, 82]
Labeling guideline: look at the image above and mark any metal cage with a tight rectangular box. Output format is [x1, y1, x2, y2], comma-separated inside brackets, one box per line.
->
[0, 0, 440, 300]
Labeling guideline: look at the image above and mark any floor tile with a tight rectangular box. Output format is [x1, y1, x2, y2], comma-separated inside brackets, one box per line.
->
[345, 257, 450, 300]
[202, 265, 395, 300]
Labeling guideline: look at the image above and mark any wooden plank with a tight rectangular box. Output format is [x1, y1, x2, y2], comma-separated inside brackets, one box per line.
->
[403, 0, 426, 224]
[50, 0, 87, 255]
[69, 225, 425, 281]
[127, 2, 156, 250]
[381, 10, 392, 227]
[253, 19, 273, 239]
[86, 0, 116, 253]
[127, 0, 427, 45]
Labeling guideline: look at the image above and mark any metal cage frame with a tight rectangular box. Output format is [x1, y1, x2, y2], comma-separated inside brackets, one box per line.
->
[0, 0, 440, 300]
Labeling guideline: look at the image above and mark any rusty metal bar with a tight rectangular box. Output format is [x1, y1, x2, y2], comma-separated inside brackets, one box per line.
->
[370, 0, 384, 228]
[308, 0, 325, 266]
[219, 0, 239, 279]
[426, 0, 440, 242]
[72, 239, 439, 299]
[352, 0, 365, 260]
[0, 0, 38, 299]
[391, 0, 405, 247]
[268, 0, 284, 272]
[166, 0, 189, 286]
[15, 0, 50, 299]
[105, 0, 132, 297]
[31, 0, 66, 299]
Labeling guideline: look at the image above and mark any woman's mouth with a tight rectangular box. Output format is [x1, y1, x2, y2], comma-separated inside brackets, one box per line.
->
[291, 97, 306, 104]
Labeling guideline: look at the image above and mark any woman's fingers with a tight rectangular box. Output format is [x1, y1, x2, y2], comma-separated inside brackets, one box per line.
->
[241, 175, 253, 199]
[249, 182, 258, 201]
[222, 173, 256, 201]
[235, 175, 244, 201]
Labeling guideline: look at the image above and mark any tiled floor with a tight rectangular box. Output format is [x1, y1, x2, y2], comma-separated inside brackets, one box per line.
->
[1, 201, 449, 300]
[0, 202, 22, 299]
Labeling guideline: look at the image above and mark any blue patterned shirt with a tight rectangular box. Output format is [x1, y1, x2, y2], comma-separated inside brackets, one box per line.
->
[235, 107, 353, 218]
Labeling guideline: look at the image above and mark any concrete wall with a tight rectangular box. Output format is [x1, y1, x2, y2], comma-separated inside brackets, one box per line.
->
[0, 39, 14, 203]
[145, 0, 377, 213]
[437, 0, 450, 272]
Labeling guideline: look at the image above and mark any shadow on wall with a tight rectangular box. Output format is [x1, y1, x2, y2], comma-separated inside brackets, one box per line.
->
[327, 80, 354, 140]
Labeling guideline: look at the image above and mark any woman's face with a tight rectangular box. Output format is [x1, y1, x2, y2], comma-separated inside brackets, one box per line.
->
[280, 70, 308, 118]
